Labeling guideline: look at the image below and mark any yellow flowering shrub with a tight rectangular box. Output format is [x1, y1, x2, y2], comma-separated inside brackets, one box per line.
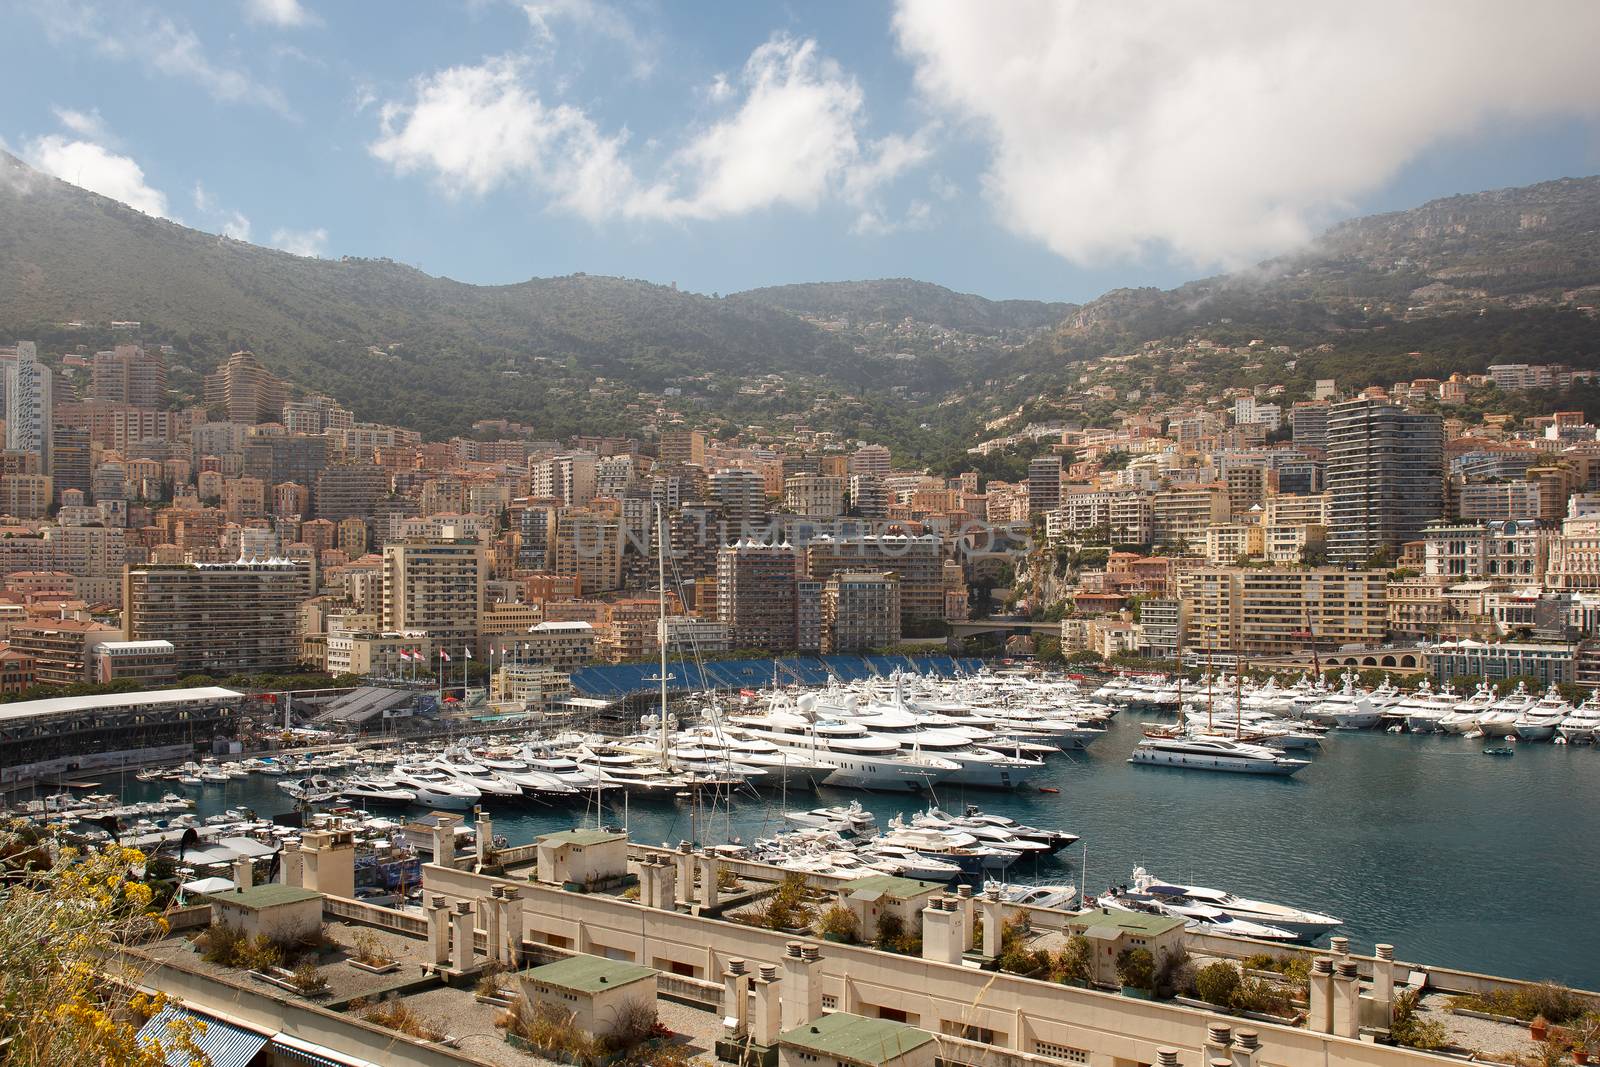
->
[0, 822, 205, 1066]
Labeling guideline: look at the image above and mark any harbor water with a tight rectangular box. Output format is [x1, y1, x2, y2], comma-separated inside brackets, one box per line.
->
[117, 712, 1600, 988]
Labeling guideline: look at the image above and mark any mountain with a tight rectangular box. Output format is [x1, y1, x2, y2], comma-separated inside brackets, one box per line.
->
[976, 176, 1600, 429]
[0, 153, 975, 439]
[4, 147, 1600, 454]
[730, 278, 1074, 336]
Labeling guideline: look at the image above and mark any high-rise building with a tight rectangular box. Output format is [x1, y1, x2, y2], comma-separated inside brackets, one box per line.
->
[548, 507, 623, 593]
[659, 429, 706, 468]
[316, 462, 390, 522]
[1027, 455, 1063, 515]
[90, 344, 167, 408]
[1291, 402, 1330, 450]
[716, 541, 800, 651]
[821, 571, 900, 653]
[50, 427, 92, 504]
[204, 351, 290, 424]
[528, 451, 598, 506]
[804, 534, 946, 628]
[123, 559, 313, 674]
[1325, 398, 1444, 563]
[5, 341, 53, 470]
[710, 468, 768, 535]
[244, 434, 328, 508]
[1179, 566, 1388, 655]
[380, 536, 488, 652]
[783, 474, 847, 519]
[849, 444, 892, 478]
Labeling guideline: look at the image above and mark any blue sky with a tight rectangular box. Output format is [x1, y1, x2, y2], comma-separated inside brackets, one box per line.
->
[3, 1, 1600, 303]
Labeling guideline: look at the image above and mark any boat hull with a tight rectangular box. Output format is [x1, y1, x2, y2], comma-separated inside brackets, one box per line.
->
[1128, 750, 1306, 776]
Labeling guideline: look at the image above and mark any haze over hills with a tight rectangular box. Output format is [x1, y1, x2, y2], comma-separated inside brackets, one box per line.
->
[3, 148, 1600, 455]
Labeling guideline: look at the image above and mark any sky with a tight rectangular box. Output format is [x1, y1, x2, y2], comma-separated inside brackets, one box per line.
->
[3, 0, 1600, 303]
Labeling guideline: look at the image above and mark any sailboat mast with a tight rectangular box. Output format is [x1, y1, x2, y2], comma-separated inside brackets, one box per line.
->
[657, 502, 670, 770]
[1206, 646, 1214, 733]
[1234, 659, 1243, 740]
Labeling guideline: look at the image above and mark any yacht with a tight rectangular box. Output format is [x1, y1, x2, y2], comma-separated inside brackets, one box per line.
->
[339, 777, 417, 805]
[1128, 734, 1309, 776]
[724, 701, 960, 791]
[427, 757, 523, 799]
[1477, 683, 1536, 738]
[1427, 683, 1492, 734]
[1511, 687, 1571, 742]
[1558, 696, 1600, 744]
[1116, 867, 1341, 940]
[784, 801, 877, 835]
[279, 775, 342, 803]
[988, 882, 1078, 910]
[390, 765, 481, 809]
[467, 751, 583, 800]
[1096, 891, 1299, 941]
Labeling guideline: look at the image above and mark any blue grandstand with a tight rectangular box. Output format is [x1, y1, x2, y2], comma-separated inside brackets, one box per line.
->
[567, 654, 985, 700]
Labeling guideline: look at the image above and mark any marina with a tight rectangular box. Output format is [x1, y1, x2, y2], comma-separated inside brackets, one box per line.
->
[21, 668, 1592, 989]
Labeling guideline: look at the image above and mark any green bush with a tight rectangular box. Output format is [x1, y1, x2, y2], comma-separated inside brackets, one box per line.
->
[817, 905, 859, 943]
[1451, 983, 1591, 1024]
[1116, 947, 1156, 991]
[1055, 935, 1094, 985]
[1194, 962, 1242, 1006]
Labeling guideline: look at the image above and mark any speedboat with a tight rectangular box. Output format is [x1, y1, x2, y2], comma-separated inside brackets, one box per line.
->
[1118, 867, 1341, 940]
[1128, 733, 1309, 776]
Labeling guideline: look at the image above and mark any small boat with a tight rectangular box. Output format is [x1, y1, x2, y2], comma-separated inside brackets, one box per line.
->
[1482, 745, 1515, 757]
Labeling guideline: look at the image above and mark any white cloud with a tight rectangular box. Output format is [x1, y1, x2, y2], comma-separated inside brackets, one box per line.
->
[52, 106, 109, 142]
[892, 0, 1600, 268]
[244, 0, 317, 28]
[370, 35, 923, 227]
[370, 55, 624, 204]
[35, 3, 292, 116]
[25, 135, 170, 218]
[193, 182, 252, 240]
[270, 226, 328, 256]
[520, 0, 654, 78]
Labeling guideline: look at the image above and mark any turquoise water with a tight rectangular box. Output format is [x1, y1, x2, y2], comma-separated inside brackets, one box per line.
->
[118, 715, 1600, 987]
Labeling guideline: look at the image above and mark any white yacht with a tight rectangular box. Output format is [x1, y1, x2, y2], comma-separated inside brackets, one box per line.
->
[1128, 734, 1309, 776]
[1096, 891, 1298, 941]
[390, 765, 481, 809]
[1116, 867, 1342, 940]
[724, 701, 960, 791]
[1558, 696, 1600, 744]
[784, 801, 877, 835]
[1424, 683, 1491, 734]
[1511, 687, 1570, 742]
[339, 777, 417, 805]
[1477, 683, 1536, 738]
[427, 757, 523, 799]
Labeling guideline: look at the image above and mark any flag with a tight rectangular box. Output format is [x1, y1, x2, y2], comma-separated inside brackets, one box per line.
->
[463, 648, 473, 660]
[440, 650, 451, 662]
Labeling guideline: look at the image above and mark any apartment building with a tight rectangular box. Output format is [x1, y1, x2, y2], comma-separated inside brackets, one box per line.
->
[380, 537, 488, 653]
[1179, 567, 1388, 655]
[1325, 398, 1444, 563]
[821, 572, 900, 653]
[123, 560, 314, 675]
[716, 541, 801, 652]
[804, 534, 945, 628]
[1150, 484, 1230, 548]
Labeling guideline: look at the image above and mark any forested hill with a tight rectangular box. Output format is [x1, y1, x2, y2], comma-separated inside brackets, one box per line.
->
[5, 146, 1600, 450]
[0, 152, 940, 437]
[976, 176, 1600, 428]
[730, 278, 1074, 336]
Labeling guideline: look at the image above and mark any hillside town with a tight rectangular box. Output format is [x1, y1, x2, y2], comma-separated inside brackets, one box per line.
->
[0, 337, 1598, 718]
